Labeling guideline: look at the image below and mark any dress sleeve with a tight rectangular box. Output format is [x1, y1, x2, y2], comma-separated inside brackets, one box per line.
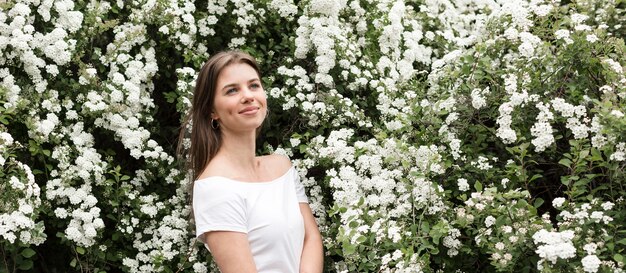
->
[292, 168, 309, 203]
[193, 183, 248, 244]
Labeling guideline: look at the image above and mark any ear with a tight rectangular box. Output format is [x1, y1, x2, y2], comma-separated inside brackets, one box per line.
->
[211, 113, 219, 120]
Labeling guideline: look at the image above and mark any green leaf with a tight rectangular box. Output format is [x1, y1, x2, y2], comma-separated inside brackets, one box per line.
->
[474, 181, 483, 192]
[21, 248, 36, 258]
[615, 254, 624, 263]
[343, 244, 356, 255]
[533, 198, 544, 208]
[579, 149, 589, 159]
[76, 246, 86, 255]
[18, 260, 33, 270]
[590, 148, 603, 161]
[421, 222, 430, 233]
[529, 174, 543, 182]
[561, 176, 570, 186]
[558, 158, 572, 167]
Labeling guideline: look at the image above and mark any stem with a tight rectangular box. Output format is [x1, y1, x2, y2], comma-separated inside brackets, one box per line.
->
[467, 51, 482, 82]
[521, 157, 528, 193]
[72, 246, 85, 273]
[1, 244, 11, 273]
[175, 242, 196, 273]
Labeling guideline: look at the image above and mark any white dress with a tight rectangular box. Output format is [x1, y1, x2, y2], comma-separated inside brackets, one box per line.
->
[193, 166, 308, 273]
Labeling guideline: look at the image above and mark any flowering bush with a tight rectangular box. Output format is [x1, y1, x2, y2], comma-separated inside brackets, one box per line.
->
[1, 0, 625, 272]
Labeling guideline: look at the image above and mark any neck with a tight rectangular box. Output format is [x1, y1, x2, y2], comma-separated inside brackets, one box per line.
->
[216, 129, 259, 171]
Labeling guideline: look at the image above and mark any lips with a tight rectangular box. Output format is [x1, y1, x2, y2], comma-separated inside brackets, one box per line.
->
[239, 106, 260, 114]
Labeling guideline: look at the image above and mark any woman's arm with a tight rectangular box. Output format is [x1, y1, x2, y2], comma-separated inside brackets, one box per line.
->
[204, 231, 258, 273]
[299, 203, 324, 273]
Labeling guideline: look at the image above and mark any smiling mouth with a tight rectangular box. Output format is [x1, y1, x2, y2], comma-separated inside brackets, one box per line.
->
[239, 107, 260, 114]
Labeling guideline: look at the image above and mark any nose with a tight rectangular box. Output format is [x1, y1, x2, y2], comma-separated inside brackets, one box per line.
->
[241, 87, 254, 103]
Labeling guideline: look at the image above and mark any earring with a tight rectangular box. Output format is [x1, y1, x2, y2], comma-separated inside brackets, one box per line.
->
[211, 118, 220, 129]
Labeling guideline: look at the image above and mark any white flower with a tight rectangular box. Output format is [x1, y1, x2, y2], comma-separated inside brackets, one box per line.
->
[583, 243, 597, 255]
[552, 197, 566, 208]
[158, 25, 169, 34]
[37, 113, 60, 138]
[471, 156, 493, 170]
[385, 120, 403, 131]
[610, 143, 626, 161]
[503, 27, 518, 40]
[610, 110, 624, 118]
[485, 216, 496, 228]
[54, 208, 68, 219]
[555, 29, 570, 39]
[308, 0, 341, 16]
[501, 178, 509, 188]
[0, 132, 14, 145]
[501, 226, 512, 234]
[603, 58, 623, 74]
[290, 138, 301, 147]
[457, 178, 469, 191]
[518, 42, 535, 58]
[495, 242, 505, 250]
[19, 204, 33, 214]
[533, 229, 576, 264]
[530, 102, 555, 152]
[601, 201, 614, 210]
[585, 34, 598, 43]
[575, 24, 591, 32]
[581, 255, 601, 273]
[471, 87, 489, 109]
[193, 262, 208, 273]
[590, 211, 603, 222]
[554, 29, 573, 44]
[443, 228, 461, 257]
[571, 13, 589, 25]
[532, 5, 552, 17]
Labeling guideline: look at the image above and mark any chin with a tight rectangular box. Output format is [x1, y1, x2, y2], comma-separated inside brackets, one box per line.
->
[240, 121, 265, 132]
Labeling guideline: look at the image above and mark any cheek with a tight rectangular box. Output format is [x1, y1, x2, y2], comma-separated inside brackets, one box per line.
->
[259, 91, 268, 105]
[214, 100, 236, 116]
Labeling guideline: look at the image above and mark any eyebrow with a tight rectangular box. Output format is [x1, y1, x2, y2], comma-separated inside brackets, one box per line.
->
[221, 78, 261, 91]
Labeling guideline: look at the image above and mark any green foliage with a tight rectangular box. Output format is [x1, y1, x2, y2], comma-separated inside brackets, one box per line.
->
[1, 0, 626, 272]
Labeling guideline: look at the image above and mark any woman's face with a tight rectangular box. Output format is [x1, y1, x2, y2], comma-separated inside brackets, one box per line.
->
[211, 62, 267, 133]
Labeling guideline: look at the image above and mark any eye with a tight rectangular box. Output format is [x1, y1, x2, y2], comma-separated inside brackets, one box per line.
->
[250, 83, 261, 90]
[225, 87, 237, 94]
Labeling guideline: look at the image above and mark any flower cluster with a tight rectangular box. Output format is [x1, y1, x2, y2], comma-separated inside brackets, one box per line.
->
[0, 131, 45, 246]
[533, 229, 577, 265]
[532, 198, 624, 272]
[2, 0, 625, 272]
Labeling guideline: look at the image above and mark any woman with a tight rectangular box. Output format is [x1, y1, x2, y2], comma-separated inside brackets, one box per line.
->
[178, 50, 324, 273]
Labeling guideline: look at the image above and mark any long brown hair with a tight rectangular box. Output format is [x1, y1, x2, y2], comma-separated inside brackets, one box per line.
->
[177, 50, 262, 185]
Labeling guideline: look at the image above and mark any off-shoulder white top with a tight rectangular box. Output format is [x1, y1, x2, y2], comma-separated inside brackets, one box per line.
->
[193, 166, 308, 273]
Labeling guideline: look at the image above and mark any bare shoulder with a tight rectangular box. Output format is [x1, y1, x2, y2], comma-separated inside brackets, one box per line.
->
[260, 154, 292, 174]
[196, 157, 230, 181]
